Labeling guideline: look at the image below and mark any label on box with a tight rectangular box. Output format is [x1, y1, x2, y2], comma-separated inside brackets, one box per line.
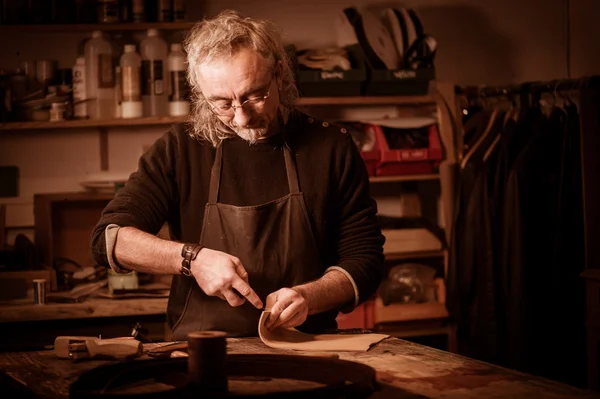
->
[320, 71, 345, 80]
[392, 70, 417, 80]
[400, 149, 428, 161]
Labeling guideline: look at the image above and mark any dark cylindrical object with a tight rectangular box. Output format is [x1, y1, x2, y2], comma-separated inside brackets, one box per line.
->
[156, 0, 171, 22]
[98, 0, 119, 23]
[187, 331, 228, 394]
[131, 0, 145, 22]
[33, 279, 46, 305]
[172, 0, 185, 21]
[119, 0, 133, 23]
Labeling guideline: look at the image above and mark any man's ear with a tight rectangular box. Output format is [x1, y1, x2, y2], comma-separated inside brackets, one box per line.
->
[275, 60, 283, 89]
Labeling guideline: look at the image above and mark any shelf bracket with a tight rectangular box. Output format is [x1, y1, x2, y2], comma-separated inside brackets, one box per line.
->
[99, 127, 109, 171]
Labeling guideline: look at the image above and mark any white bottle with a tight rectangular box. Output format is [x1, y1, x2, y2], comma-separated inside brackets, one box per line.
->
[84, 30, 116, 120]
[120, 44, 143, 118]
[167, 43, 190, 116]
[140, 28, 168, 116]
[72, 57, 87, 119]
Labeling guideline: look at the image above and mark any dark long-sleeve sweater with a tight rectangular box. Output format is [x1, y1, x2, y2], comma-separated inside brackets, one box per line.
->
[91, 110, 385, 309]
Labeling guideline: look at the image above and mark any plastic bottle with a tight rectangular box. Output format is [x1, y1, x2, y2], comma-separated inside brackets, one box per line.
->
[72, 57, 87, 119]
[120, 44, 143, 118]
[167, 43, 189, 116]
[140, 29, 168, 116]
[84, 30, 116, 120]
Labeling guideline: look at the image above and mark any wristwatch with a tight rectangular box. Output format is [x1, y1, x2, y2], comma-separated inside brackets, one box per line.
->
[180, 243, 203, 276]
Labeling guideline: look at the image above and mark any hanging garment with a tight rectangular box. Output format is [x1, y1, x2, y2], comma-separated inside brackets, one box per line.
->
[490, 105, 542, 363]
[500, 107, 565, 373]
[448, 108, 505, 360]
[542, 102, 586, 387]
[450, 90, 588, 387]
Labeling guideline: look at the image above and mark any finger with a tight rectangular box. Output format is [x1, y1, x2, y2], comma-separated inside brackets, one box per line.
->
[280, 310, 307, 329]
[231, 257, 249, 283]
[221, 288, 246, 307]
[231, 276, 263, 309]
[266, 296, 294, 329]
[270, 301, 303, 330]
[265, 292, 278, 311]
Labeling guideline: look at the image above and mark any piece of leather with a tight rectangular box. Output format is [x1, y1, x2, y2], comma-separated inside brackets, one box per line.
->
[258, 311, 389, 352]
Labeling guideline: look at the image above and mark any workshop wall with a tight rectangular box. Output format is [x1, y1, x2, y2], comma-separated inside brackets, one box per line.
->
[1, 0, 599, 241]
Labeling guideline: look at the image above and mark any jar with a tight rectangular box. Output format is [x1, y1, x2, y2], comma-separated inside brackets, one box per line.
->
[108, 269, 139, 294]
[98, 0, 119, 24]
[49, 102, 66, 122]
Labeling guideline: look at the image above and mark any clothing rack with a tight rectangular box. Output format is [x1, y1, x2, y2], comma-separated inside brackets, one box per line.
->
[455, 75, 600, 100]
[455, 75, 600, 390]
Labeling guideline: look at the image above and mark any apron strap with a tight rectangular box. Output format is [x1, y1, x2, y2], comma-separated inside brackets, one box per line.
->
[208, 143, 223, 203]
[283, 143, 300, 194]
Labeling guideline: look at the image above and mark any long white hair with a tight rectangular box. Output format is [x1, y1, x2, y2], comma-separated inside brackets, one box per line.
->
[184, 10, 298, 147]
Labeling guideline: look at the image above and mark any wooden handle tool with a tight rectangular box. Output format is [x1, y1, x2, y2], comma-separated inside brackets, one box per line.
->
[54, 336, 143, 361]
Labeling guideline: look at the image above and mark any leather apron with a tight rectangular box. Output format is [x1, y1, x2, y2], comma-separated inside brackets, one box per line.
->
[170, 132, 336, 340]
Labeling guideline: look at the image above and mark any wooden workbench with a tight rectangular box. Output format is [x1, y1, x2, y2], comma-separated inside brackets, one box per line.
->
[0, 337, 598, 399]
[0, 298, 169, 352]
[0, 297, 168, 323]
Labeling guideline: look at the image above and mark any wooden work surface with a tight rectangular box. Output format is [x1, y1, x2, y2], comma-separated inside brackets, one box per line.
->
[0, 297, 168, 323]
[0, 338, 598, 399]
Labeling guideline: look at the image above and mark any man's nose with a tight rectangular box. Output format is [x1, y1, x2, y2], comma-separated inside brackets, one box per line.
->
[232, 105, 252, 127]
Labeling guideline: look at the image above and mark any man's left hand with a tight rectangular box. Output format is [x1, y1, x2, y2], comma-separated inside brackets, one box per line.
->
[265, 287, 308, 330]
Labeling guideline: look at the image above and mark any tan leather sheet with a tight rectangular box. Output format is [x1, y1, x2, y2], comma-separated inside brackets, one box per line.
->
[258, 311, 389, 352]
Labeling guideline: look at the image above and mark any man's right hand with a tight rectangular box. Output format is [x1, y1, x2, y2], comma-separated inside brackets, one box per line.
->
[190, 248, 263, 309]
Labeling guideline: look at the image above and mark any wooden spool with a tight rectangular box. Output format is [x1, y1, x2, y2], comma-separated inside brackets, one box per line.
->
[187, 330, 228, 394]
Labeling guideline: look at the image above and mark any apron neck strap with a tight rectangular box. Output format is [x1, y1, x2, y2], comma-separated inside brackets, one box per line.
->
[208, 142, 224, 203]
[283, 140, 300, 194]
[208, 114, 301, 203]
[280, 109, 301, 194]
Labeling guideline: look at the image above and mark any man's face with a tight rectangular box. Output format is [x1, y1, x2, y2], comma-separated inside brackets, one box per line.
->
[198, 48, 281, 144]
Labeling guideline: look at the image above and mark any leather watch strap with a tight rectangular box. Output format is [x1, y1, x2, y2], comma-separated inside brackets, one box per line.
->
[180, 243, 203, 276]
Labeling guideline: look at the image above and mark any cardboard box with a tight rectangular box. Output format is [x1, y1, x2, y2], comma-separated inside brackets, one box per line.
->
[34, 192, 114, 289]
[292, 44, 367, 97]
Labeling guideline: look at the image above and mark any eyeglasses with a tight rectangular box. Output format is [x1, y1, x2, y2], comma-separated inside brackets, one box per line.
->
[208, 81, 273, 118]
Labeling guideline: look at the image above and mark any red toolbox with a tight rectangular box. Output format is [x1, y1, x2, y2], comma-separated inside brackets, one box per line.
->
[362, 122, 443, 176]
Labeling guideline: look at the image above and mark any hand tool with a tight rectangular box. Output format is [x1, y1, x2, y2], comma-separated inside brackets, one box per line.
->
[54, 336, 143, 361]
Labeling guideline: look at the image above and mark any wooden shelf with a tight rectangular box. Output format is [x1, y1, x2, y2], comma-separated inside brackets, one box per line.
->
[373, 297, 449, 324]
[0, 115, 187, 131]
[296, 95, 436, 106]
[0, 22, 195, 33]
[0, 95, 437, 131]
[384, 249, 446, 261]
[369, 174, 439, 183]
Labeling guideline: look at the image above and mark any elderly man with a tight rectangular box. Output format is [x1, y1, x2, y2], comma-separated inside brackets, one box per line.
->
[91, 10, 384, 340]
